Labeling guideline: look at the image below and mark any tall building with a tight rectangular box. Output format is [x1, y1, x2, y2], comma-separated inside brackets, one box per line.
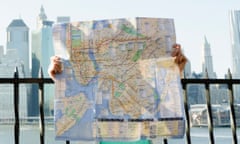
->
[201, 36, 216, 78]
[0, 47, 27, 118]
[201, 37, 228, 104]
[30, 6, 55, 116]
[37, 5, 47, 29]
[1, 19, 30, 119]
[229, 10, 240, 103]
[6, 19, 30, 77]
[187, 37, 222, 105]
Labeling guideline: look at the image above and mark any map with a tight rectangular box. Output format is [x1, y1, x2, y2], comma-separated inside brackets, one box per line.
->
[52, 17, 185, 141]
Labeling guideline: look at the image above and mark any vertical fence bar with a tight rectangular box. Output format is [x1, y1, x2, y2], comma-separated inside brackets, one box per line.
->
[227, 70, 238, 144]
[204, 72, 215, 144]
[182, 82, 191, 144]
[39, 68, 45, 144]
[163, 138, 168, 144]
[14, 67, 20, 144]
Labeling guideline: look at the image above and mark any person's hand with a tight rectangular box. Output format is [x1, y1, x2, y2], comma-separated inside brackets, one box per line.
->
[48, 56, 63, 80]
[171, 44, 187, 72]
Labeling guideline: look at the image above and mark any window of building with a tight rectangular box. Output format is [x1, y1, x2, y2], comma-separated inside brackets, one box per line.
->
[7, 31, 12, 42]
[23, 31, 28, 42]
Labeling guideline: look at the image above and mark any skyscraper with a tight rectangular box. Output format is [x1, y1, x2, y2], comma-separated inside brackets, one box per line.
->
[0, 48, 28, 119]
[5, 18, 30, 118]
[31, 6, 55, 116]
[229, 10, 240, 103]
[37, 5, 47, 29]
[230, 10, 240, 77]
[201, 36, 216, 78]
[0, 22, 29, 118]
[6, 19, 30, 77]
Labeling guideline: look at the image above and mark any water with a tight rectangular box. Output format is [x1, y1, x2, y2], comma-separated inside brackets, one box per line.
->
[1, 125, 239, 144]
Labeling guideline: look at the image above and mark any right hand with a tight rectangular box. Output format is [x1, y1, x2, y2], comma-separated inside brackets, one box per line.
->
[171, 44, 187, 72]
[48, 56, 63, 80]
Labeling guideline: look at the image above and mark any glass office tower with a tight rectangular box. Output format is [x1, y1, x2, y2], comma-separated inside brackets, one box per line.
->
[229, 10, 240, 103]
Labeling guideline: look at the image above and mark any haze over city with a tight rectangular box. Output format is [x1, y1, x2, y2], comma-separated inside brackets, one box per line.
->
[1, 0, 240, 78]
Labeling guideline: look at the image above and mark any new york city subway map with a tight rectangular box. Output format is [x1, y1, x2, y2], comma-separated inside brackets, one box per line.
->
[52, 17, 185, 141]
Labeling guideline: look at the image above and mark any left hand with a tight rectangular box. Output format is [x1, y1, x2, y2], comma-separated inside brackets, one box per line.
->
[48, 56, 63, 80]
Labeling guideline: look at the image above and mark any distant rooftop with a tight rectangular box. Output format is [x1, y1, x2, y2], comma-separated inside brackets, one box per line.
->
[8, 19, 28, 28]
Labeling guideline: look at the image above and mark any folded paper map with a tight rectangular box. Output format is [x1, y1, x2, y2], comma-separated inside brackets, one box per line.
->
[52, 17, 185, 141]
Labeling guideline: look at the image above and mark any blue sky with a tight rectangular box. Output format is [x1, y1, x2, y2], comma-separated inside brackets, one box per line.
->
[1, 0, 240, 78]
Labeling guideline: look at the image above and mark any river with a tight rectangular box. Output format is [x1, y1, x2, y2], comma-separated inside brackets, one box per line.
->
[1, 125, 239, 144]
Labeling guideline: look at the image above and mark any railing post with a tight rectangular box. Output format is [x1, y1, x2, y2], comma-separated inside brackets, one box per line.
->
[163, 138, 168, 144]
[39, 67, 45, 144]
[14, 67, 20, 144]
[204, 70, 215, 144]
[182, 79, 191, 144]
[227, 69, 238, 144]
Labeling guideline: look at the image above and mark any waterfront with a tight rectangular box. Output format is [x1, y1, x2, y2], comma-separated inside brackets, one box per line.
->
[1, 125, 239, 144]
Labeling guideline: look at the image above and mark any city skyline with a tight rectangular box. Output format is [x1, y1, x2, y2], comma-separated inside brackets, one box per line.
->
[1, 0, 240, 78]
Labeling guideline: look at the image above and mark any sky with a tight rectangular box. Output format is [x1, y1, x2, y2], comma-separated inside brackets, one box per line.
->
[0, 0, 240, 78]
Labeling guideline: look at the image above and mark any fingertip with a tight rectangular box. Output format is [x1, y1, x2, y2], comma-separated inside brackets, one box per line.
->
[173, 43, 181, 49]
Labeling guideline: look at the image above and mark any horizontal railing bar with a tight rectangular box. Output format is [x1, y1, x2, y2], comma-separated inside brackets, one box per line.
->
[1, 78, 240, 85]
[182, 79, 240, 84]
[0, 78, 54, 84]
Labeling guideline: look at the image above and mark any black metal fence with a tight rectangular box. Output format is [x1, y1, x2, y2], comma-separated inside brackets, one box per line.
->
[0, 68, 239, 144]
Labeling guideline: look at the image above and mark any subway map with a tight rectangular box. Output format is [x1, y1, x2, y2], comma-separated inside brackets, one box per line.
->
[52, 17, 185, 141]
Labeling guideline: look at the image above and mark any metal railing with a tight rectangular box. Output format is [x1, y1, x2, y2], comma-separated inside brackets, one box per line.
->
[0, 68, 239, 144]
[181, 70, 239, 144]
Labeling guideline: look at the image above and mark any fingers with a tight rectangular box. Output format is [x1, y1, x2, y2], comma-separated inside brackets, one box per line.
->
[171, 48, 180, 57]
[175, 54, 185, 63]
[51, 55, 61, 62]
[173, 44, 181, 49]
[172, 43, 187, 72]
[171, 43, 181, 57]
[48, 56, 63, 80]
[48, 67, 56, 80]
